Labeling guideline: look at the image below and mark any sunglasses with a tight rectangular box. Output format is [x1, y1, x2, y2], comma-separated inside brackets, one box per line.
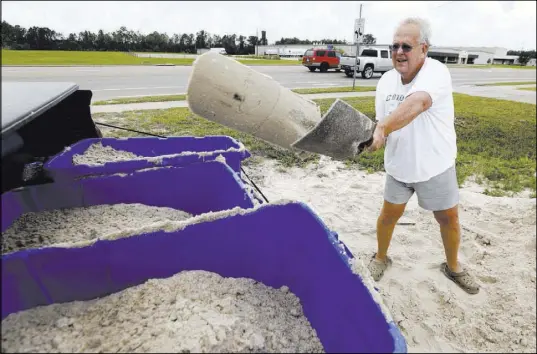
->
[389, 43, 415, 53]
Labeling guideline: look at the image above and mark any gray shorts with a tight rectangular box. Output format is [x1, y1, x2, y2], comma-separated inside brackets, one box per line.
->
[384, 165, 459, 211]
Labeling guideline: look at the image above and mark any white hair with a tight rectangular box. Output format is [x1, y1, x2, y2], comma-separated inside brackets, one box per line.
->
[396, 17, 432, 46]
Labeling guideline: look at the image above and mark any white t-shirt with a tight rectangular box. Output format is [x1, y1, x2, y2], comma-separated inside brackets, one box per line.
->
[375, 57, 457, 183]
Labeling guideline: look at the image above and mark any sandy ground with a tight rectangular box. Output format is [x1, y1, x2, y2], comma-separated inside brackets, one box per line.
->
[243, 156, 537, 353]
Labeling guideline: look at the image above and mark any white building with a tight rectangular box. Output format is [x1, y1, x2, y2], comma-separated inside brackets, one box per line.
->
[255, 44, 529, 66]
[255, 44, 389, 57]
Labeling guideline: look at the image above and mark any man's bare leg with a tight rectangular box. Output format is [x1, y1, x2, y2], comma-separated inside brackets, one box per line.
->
[433, 205, 461, 272]
[375, 200, 407, 261]
[368, 200, 407, 281]
[434, 205, 480, 294]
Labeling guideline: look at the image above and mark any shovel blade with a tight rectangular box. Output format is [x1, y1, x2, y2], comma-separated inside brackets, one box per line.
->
[291, 99, 376, 160]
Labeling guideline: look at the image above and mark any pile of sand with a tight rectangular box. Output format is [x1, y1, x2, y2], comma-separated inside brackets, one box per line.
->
[1, 270, 323, 353]
[71, 141, 248, 167]
[1, 203, 192, 254]
[72, 142, 141, 166]
[243, 155, 536, 353]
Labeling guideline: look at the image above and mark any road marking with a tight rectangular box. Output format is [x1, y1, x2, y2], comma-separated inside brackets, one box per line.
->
[92, 85, 185, 92]
[452, 77, 536, 81]
[112, 93, 187, 99]
[284, 81, 327, 85]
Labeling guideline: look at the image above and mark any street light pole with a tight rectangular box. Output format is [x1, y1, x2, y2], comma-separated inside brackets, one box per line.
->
[352, 3, 363, 90]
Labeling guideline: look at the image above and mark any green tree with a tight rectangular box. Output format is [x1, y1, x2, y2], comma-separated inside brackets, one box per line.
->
[195, 30, 208, 49]
[238, 35, 246, 54]
[0, 20, 265, 54]
[362, 33, 376, 45]
[518, 52, 532, 66]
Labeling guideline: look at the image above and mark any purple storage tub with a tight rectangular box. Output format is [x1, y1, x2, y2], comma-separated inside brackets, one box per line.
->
[44, 136, 250, 181]
[1, 160, 256, 319]
[2, 160, 255, 238]
[1, 200, 406, 353]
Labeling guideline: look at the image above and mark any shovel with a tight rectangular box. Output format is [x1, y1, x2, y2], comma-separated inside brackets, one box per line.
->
[187, 52, 376, 161]
[291, 99, 376, 160]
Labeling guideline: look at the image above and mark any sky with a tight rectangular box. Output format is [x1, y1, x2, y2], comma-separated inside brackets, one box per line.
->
[2, 1, 536, 50]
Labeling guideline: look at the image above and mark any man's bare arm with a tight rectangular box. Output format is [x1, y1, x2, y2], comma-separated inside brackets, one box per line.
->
[377, 91, 433, 137]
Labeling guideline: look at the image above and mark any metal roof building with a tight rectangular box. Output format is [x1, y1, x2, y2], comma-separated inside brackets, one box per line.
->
[255, 44, 525, 66]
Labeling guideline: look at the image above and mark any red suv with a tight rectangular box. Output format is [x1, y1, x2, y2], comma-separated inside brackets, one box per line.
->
[302, 48, 341, 72]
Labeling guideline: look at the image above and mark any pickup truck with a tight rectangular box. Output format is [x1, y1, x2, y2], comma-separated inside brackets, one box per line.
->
[1, 81, 102, 193]
[339, 47, 393, 79]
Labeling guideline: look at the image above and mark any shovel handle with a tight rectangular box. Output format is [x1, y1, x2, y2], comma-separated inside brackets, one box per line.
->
[357, 122, 376, 154]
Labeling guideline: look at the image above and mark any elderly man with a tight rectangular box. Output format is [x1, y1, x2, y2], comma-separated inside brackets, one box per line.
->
[366, 17, 480, 294]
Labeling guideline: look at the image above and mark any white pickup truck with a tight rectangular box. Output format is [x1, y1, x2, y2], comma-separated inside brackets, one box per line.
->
[339, 47, 393, 79]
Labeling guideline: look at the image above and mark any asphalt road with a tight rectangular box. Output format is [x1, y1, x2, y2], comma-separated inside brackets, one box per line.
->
[2, 65, 535, 102]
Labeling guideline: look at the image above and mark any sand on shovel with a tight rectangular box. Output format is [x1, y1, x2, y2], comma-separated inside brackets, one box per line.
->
[292, 99, 376, 160]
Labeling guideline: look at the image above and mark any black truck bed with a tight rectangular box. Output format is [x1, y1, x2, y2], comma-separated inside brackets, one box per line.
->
[1, 81, 101, 193]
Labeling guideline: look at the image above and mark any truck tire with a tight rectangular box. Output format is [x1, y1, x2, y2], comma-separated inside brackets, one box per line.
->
[345, 70, 354, 77]
[362, 65, 374, 79]
[320, 62, 329, 72]
[308, 66, 316, 72]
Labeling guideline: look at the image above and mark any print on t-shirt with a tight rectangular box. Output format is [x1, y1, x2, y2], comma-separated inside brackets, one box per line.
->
[385, 93, 405, 116]
[385, 94, 405, 102]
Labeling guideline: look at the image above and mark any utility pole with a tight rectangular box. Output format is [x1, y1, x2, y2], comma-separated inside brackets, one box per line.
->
[352, 3, 363, 90]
